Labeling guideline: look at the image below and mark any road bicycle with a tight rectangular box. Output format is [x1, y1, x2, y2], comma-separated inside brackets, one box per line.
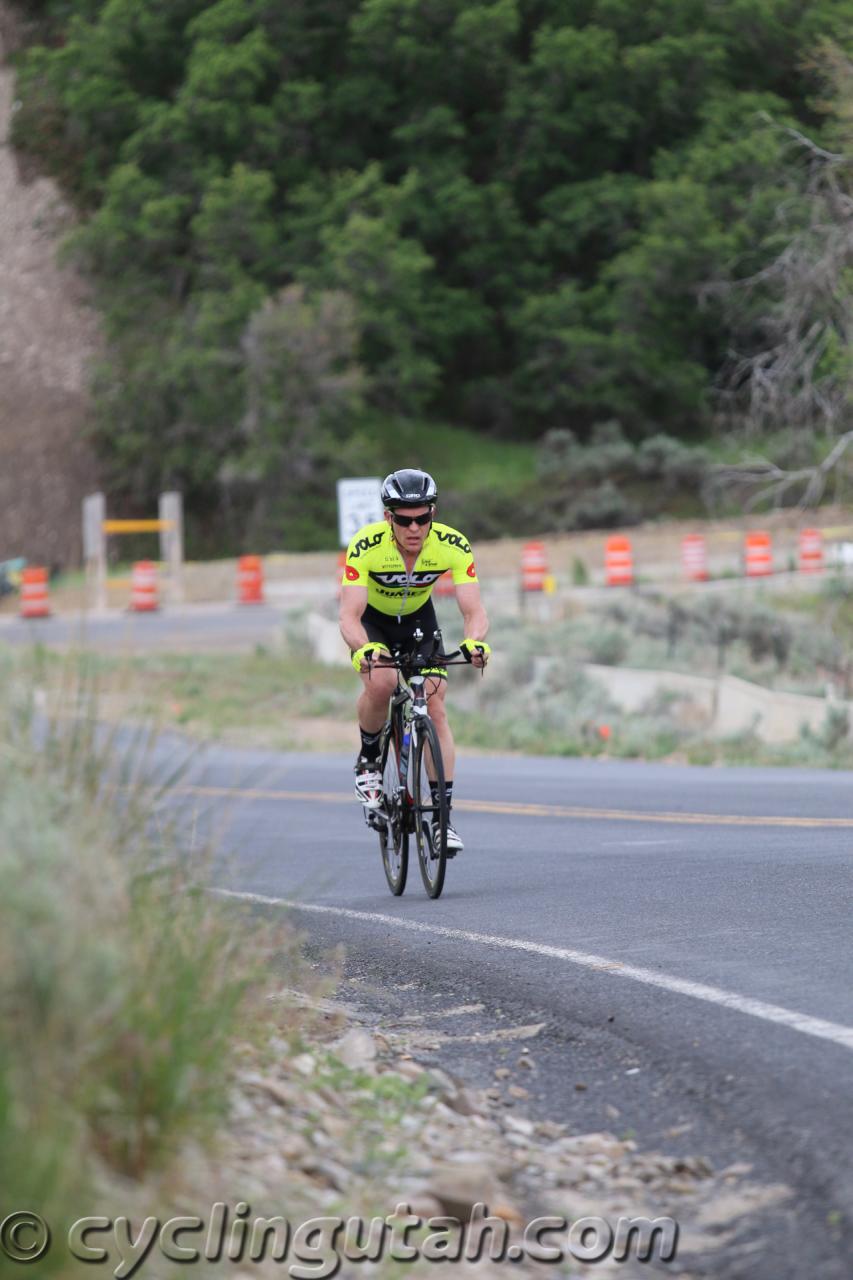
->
[362, 629, 469, 899]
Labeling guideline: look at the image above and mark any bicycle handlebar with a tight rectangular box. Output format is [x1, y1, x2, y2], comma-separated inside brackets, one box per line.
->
[362, 626, 487, 675]
[369, 649, 466, 670]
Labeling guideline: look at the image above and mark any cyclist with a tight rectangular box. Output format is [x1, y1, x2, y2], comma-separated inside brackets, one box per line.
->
[339, 468, 490, 854]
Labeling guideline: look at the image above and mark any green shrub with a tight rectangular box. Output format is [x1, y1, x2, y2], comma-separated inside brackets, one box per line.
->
[572, 556, 590, 586]
[819, 704, 850, 751]
[534, 425, 708, 532]
[636, 433, 710, 489]
[0, 652, 284, 1249]
[741, 609, 792, 668]
[587, 628, 629, 666]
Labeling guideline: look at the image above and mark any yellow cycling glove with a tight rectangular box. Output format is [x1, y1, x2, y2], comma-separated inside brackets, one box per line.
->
[351, 642, 390, 673]
[460, 638, 491, 664]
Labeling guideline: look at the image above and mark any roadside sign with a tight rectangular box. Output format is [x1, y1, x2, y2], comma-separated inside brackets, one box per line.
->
[337, 477, 383, 547]
[828, 541, 853, 569]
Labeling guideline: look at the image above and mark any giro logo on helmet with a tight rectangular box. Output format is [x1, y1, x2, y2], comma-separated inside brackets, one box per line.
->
[381, 468, 438, 508]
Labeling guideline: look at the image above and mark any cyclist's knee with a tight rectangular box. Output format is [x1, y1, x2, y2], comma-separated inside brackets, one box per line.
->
[428, 692, 449, 726]
[359, 669, 396, 701]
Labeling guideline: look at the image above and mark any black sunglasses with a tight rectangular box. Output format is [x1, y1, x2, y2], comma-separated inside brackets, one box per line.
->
[391, 510, 433, 528]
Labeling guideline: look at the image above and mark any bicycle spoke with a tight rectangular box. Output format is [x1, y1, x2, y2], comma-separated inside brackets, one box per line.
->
[379, 720, 407, 895]
[413, 719, 448, 899]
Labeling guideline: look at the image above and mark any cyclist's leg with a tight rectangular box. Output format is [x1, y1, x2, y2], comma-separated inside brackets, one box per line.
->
[357, 600, 442, 729]
[356, 605, 400, 734]
[357, 667, 396, 733]
[409, 600, 454, 778]
[424, 675, 454, 781]
[414, 601, 462, 850]
[423, 675, 463, 852]
[354, 608, 398, 804]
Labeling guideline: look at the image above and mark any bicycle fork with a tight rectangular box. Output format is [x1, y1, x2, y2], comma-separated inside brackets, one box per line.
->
[400, 679, 431, 803]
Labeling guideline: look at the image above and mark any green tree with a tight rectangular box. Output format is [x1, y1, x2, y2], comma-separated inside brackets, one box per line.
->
[190, 164, 279, 288]
[287, 166, 441, 412]
[11, 0, 853, 545]
[234, 285, 366, 544]
[714, 48, 853, 434]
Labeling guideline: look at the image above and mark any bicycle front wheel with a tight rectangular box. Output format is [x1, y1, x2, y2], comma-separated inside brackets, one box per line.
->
[379, 721, 408, 895]
[412, 716, 448, 899]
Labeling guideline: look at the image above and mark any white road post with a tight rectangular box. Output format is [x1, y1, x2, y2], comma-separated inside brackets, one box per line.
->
[82, 492, 107, 613]
[159, 492, 184, 604]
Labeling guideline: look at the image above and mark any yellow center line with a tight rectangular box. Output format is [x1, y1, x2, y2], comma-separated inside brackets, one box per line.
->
[176, 786, 853, 829]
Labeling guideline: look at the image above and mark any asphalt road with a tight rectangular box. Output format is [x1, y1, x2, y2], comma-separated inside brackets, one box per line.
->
[154, 744, 853, 1278]
[0, 602, 290, 651]
[0, 557, 827, 651]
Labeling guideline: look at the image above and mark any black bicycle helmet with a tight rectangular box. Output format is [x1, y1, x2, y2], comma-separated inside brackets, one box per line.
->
[381, 468, 438, 509]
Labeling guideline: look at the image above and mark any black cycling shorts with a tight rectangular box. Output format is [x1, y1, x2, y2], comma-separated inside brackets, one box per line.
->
[360, 600, 447, 678]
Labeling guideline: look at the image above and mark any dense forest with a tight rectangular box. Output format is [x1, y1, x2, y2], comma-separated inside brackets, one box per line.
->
[9, 0, 853, 548]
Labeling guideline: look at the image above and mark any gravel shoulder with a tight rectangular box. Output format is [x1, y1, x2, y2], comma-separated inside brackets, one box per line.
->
[135, 936, 795, 1280]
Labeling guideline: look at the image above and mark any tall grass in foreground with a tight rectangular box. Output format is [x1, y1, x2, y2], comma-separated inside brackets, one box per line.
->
[0, 651, 283, 1272]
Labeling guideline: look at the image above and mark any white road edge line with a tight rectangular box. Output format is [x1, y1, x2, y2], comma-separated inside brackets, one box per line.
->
[211, 889, 853, 1054]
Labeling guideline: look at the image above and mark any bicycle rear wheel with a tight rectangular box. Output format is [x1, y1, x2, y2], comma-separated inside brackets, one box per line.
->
[378, 720, 408, 895]
[412, 717, 448, 899]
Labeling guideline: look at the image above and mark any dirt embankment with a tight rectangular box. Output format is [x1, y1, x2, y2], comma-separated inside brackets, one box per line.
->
[0, 4, 100, 569]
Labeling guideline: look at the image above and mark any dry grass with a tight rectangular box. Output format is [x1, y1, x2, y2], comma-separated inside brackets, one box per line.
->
[0, 648, 301, 1275]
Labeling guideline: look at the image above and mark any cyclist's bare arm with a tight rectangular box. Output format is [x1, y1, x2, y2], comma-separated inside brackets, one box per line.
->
[339, 584, 371, 653]
[455, 582, 489, 667]
[455, 582, 489, 640]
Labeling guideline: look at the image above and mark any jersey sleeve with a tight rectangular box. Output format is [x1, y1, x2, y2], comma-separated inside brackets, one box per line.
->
[450, 534, 478, 585]
[342, 535, 368, 588]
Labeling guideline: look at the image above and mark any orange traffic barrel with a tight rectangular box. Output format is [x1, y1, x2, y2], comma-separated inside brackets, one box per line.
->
[237, 555, 264, 604]
[798, 528, 823, 574]
[682, 534, 708, 581]
[434, 569, 455, 598]
[521, 541, 548, 592]
[336, 550, 347, 599]
[130, 560, 159, 612]
[745, 531, 772, 577]
[605, 536, 633, 586]
[19, 566, 50, 619]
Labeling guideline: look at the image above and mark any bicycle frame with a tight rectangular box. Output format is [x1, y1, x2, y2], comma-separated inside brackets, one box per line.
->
[373, 628, 463, 827]
[388, 673, 434, 814]
[367, 627, 483, 898]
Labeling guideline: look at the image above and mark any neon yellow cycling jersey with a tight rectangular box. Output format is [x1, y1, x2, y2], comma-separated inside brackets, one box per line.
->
[342, 520, 478, 616]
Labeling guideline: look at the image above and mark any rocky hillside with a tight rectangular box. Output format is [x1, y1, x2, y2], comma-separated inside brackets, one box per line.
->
[0, 3, 99, 569]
